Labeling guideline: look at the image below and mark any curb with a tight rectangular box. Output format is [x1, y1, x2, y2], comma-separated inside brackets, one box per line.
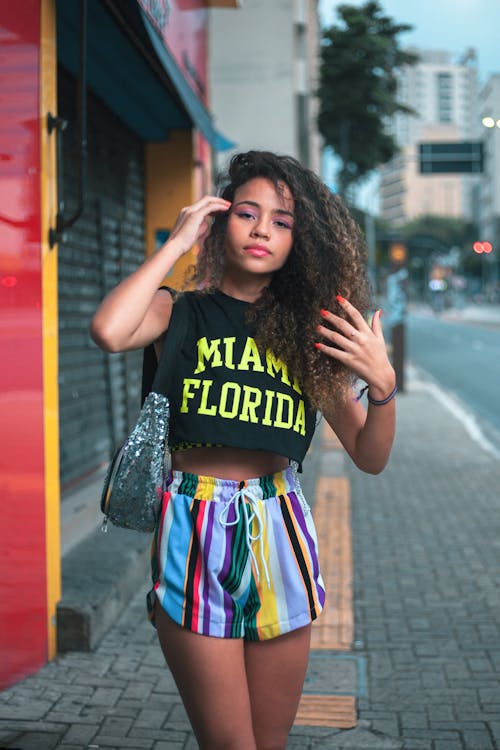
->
[56, 524, 151, 652]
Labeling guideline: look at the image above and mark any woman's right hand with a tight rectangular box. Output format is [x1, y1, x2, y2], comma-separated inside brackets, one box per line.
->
[90, 196, 231, 353]
[165, 196, 232, 255]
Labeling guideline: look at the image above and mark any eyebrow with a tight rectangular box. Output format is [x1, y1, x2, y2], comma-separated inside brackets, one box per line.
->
[233, 200, 294, 219]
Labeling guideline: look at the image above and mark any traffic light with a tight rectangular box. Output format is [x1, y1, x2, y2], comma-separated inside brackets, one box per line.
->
[473, 241, 493, 254]
[389, 242, 407, 264]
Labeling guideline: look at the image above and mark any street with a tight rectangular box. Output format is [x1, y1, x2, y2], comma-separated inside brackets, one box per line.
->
[408, 309, 500, 449]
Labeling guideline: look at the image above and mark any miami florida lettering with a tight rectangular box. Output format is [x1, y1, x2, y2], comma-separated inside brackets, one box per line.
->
[180, 336, 306, 434]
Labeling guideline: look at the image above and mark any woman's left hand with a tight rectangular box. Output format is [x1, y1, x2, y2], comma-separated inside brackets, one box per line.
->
[315, 295, 396, 399]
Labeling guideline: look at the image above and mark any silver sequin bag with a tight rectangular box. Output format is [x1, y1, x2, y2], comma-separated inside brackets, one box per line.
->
[100, 292, 188, 533]
[100, 391, 170, 532]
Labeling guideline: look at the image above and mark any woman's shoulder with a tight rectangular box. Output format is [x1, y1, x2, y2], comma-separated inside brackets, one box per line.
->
[170, 288, 233, 306]
[164, 288, 251, 318]
[158, 287, 200, 305]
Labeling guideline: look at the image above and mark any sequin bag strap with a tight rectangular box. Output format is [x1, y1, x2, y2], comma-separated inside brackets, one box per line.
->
[149, 292, 190, 397]
[140, 286, 183, 403]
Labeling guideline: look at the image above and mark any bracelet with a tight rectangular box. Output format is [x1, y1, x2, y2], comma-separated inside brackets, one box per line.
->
[367, 384, 398, 405]
[354, 383, 398, 404]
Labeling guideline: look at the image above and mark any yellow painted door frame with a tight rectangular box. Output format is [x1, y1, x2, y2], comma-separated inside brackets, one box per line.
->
[40, 0, 61, 659]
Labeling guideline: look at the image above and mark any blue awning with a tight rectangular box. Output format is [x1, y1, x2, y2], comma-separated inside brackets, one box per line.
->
[140, 8, 235, 152]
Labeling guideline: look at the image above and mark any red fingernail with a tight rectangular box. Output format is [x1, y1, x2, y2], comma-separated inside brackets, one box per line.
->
[320, 309, 328, 317]
[336, 294, 346, 304]
[314, 342, 322, 349]
[316, 324, 322, 331]
[378, 309, 383, 317]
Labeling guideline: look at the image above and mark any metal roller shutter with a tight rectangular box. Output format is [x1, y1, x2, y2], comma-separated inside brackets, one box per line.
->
[58, 68, 144, 489]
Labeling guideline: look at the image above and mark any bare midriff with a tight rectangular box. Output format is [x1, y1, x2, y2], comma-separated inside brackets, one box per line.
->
[171, 446, 289, 480]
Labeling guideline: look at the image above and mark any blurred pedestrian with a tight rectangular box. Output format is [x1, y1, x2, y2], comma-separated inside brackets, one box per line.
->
[90, 151, 396, 749]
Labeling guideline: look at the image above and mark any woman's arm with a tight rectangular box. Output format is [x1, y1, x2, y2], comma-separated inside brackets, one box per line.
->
[316, 296, 396, 474]
[90, 196, 231, 352]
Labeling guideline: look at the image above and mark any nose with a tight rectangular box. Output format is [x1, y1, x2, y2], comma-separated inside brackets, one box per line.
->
[250, 219, 270, 239]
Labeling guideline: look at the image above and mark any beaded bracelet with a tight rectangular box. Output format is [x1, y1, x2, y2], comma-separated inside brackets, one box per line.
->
[355, 383, 398, 405]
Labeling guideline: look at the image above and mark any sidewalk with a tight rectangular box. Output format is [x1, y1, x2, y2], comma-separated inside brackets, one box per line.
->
[2, 365, 500, 749]
[350, 365, 500, 749]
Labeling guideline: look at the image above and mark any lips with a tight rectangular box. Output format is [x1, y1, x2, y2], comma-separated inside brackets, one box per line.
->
[244, 245, 270, 257]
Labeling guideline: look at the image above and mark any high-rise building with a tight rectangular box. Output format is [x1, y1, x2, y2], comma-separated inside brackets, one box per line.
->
[478, 74, 500, 294]
[208, 0, 321, 176]
[379, 48, 480, 226]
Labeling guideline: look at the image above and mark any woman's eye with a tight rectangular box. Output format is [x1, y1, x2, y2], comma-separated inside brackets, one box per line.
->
[235, 211, 257, 220]
[275, 219, 293, 230]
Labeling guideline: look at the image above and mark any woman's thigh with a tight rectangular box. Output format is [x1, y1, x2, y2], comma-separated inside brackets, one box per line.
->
[155, 604, 257, 750]
[244, 624, 311, 750]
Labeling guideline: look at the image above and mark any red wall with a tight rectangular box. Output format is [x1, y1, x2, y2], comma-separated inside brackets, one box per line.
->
[139, 0, 208, 103]
[0, 1, 48, 688]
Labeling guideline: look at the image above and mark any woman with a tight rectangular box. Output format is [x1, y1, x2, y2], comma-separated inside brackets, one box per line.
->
[91, 151, 396, 749]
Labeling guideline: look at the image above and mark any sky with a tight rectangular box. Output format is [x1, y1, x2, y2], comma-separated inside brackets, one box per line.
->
[318, 0, 500, 84]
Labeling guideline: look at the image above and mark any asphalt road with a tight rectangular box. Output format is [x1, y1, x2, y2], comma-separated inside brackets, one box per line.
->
[407, 311, 500, 447]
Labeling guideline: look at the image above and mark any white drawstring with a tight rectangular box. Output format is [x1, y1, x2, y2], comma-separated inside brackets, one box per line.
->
[219, 487, 271, 589]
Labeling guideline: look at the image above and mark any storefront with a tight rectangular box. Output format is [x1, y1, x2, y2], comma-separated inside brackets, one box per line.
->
[0, 0, 235, 689]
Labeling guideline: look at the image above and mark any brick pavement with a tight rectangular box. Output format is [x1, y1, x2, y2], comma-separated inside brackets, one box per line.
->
[349, 369, 500, 750]
[0, 583, 398, 750]
[2, 363, 500, 749]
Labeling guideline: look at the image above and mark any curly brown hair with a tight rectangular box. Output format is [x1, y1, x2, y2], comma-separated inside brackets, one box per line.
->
[186, 151, 370, 410]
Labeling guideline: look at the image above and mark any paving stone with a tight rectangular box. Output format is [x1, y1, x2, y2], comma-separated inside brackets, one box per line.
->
[366, 718, 400, 739]
[304, 652, 357, 695]
[1, 732, 63, 749]
[92, 734, 153, 748]
[0, 721, 67, 735]
[0, 702, 56, 721]
[433, 742, 464, 750]
[482, 704, 500, 714]
[43, 712, 100, 725]
[467, 657, 494, 672]
[85, 687, 122, 706]
[46, 683, 95, 697]
[99, 714, 134, 735]
[62, 723, 98, 744]
[134, 708, 168, 729]
[121, 682, 155, 700]
[128, 727, 188, 743]
[74, 675, 128, 689]
[462, 730, 495, 750]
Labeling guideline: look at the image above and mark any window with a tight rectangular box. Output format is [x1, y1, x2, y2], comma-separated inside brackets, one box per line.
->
[437, 72, 453, 123]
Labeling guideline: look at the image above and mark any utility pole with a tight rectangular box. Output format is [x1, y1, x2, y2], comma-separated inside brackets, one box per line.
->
[386, 242, 408, 393]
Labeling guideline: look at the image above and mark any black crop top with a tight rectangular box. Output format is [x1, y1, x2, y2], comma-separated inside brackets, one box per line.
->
[153, 290, 317, 469]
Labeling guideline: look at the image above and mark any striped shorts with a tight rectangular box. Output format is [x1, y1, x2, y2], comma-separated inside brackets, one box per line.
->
[147, 467, 325, 641]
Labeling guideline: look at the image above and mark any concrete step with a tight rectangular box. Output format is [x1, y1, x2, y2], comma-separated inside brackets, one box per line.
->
[57, 522, 151, 652]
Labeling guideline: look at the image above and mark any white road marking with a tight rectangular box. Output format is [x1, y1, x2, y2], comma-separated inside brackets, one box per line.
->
[407, 363, 500, 459]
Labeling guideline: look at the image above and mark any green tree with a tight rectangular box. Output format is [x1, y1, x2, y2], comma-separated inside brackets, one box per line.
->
[399, 214, 481, 279]
[318, 1, 417, 196]
[400, 215, 477, 252]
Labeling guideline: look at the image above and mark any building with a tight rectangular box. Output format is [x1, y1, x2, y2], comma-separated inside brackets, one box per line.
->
[478, 74, 500, 294]
[379, 48, 480, 226]
[0, 0, 236, 690]
[207, 0, 321, 176]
